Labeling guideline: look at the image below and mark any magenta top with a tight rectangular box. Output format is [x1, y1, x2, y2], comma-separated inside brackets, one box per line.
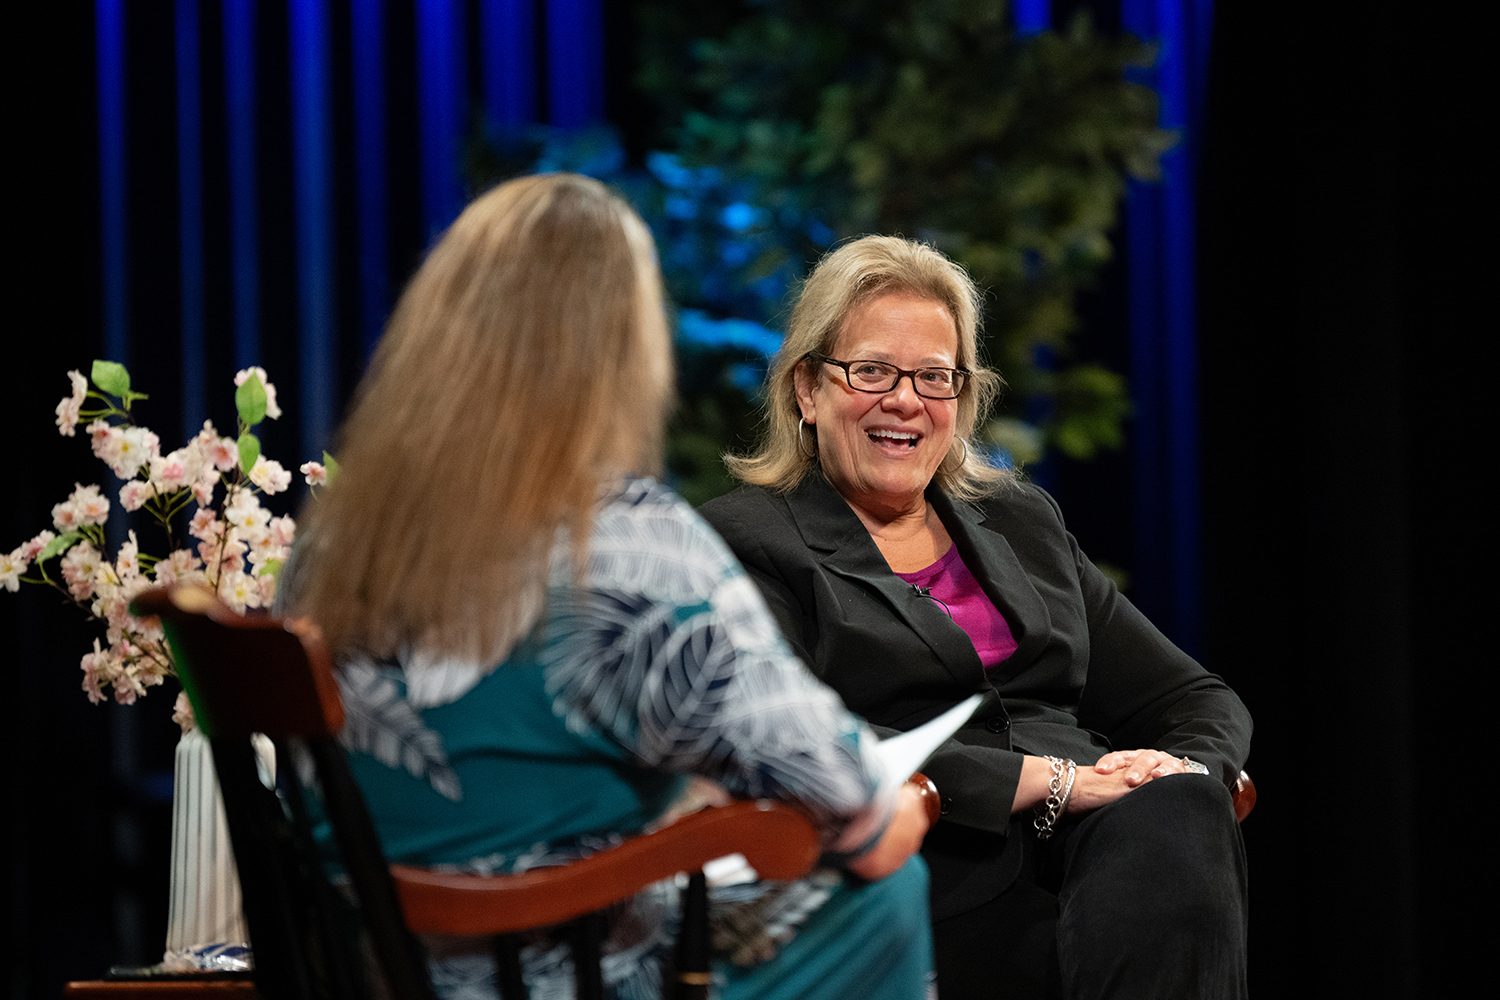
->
[895, 544, 1018, 670]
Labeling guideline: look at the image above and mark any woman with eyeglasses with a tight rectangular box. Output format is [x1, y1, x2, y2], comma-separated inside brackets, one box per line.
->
[286, 177, 934, 999]
[700, 235, 1252, 1000]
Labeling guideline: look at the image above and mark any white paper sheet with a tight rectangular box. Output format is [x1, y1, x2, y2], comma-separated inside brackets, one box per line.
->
[874, 693, 984, 797]
[701, 694, 983, 884]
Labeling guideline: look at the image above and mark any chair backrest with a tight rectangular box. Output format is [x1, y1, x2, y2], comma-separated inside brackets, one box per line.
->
[131, 586, 438, 1000]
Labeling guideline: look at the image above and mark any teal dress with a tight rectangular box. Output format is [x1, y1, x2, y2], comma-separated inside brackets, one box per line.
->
[334, 478, 932, 1000]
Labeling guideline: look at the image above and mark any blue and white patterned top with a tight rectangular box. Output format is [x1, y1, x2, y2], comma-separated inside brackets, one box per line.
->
[336, 472, 894, 873]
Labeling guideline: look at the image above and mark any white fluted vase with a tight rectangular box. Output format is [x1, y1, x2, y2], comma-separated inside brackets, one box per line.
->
[161, 726, 271, 973]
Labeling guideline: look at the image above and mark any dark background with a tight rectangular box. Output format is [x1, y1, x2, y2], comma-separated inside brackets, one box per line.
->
[2, 2, 1483, 996]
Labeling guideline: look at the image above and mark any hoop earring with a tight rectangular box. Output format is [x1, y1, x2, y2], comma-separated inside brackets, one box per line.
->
[797, 417, 817, 458]
[952, 437, 970, 467]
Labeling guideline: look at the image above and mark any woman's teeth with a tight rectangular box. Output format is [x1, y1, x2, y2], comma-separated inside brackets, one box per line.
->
[869, 430, 919, 449]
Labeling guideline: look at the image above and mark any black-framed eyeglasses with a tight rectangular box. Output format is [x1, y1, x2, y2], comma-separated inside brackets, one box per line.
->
[805, 351, 969, 400]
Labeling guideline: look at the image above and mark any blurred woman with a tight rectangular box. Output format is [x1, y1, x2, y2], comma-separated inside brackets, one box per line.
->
[700, 235, 1251, 1000]
[288, 175, 932, 1000]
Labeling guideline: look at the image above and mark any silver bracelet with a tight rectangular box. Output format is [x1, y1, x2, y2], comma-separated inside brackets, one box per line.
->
[1181, 756, 1210, 776]
[1033, 756, 1076, 841]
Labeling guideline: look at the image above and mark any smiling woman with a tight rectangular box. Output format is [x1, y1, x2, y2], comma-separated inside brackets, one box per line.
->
[702, 235, 1252, 1000]
[723, 236, 1008, 503]
[796, 292, 964, 561]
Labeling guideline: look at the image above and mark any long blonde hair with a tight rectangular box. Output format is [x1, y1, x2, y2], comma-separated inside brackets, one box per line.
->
[726, 235, 1010, 500]
[291, 174, 672, 662]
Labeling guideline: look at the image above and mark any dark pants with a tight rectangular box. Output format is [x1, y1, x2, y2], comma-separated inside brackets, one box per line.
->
[932, 775, 1248, 1000]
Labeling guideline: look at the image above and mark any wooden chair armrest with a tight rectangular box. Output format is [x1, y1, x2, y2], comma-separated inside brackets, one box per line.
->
[1232, 770, 1256, 823]
[391, 799, 819, 936]
[908, 772, 940, 826]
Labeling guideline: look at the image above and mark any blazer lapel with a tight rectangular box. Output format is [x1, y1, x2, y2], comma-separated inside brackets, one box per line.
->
[784, 476, 990, 691]
[928, 489, 1053, 671]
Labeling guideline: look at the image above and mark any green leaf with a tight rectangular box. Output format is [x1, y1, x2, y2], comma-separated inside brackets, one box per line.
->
[257, 559, 285, 580]
[321, 451, 341, 485]
[91, 360, 131, 398]
[235, 374, 268, 426]
[37, 530, 83, 563]
[237, 433, 261, 473]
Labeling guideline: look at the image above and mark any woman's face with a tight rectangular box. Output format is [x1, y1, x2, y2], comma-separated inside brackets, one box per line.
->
[795, 292, 960, 522]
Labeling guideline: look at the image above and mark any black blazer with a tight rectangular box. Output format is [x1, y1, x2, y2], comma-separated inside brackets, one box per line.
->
[699, 474, 1252, 919]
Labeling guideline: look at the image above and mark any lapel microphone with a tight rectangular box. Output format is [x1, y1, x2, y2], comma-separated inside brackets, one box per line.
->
[911, 584, 954, 620]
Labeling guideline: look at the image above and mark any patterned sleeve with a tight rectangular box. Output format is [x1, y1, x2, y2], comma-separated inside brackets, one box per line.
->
[540, 478, 894, 858]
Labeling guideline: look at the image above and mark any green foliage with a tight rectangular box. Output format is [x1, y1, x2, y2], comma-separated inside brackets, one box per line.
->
[637, 0, 1169, 463]
[38, 530, 83, 563]
[235, 372, 268, 427]
[236, 433, 261, 475]
[464, 126, 790, 503]
[91, 359, 147, 408]
[90, 360, 131, 397]
[1049, 363, 1131, 459]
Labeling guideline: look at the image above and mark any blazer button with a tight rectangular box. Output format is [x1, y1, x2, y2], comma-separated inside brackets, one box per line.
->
[984, 717, 1010, 734]
[940, 795, 952, 816]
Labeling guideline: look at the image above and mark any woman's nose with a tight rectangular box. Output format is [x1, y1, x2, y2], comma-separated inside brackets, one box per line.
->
[881, 375, 924, 412]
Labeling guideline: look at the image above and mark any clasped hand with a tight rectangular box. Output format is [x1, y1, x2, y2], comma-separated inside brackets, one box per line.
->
[1066, 748, 1192, 812]
[1013, 748, 1193, 815]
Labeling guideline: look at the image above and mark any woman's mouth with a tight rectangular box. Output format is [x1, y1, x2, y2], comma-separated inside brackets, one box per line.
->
[867, 428, 921, 450]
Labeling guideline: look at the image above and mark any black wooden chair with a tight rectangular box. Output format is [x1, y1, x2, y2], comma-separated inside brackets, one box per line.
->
[131, 584, 825, 1000]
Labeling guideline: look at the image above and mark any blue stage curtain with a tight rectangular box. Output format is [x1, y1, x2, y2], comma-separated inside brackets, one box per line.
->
[289, 0, 337, 463]
[1121, 0, 1213, 655]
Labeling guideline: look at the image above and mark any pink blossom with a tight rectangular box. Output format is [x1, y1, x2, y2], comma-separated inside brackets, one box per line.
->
[172, 690, 196, 733]
[218, 570, 260, 613]
[204, 434, 239, 472]
[234, 366, 282, 419]
[20, 530, 55, 562]
[119, 480, 152, 512]
[248, 456, 292, 494]
[51, 498, 81, 531]
[90, 562, 121, 616]
[245, 528, 279, 568]
[97, 593, 131, 644]
[191, 474, 218, 507]
[153, 548, 202, 587]
[80, 639, 108, 704]
[199, 535, 247, 578]
[60, 541, 101, 600]
[54, 483, 110, 528]
[300, 461, 327, 487]
[224, 495, 271, 532]
[193, 421, 235, 470]
[55, 370, 87, 437]
[86, 419, 111, 452]
[268, 515, 296, 549]
[136, 653, 168, 688]
[71, 484, 111, 525]
[246, 514, 294, 573]
[150, 445, 202, 493]
[95, 425, 160, 480]
[1, 548, 26, 592]
[114, 671, 144, 705]
[115, 531, 144, 583]
[189, 508, 222, 541]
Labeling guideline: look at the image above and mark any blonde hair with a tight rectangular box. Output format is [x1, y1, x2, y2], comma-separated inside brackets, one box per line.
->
[291, 173, 672, 662]
[726, 235, 1011, 500]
